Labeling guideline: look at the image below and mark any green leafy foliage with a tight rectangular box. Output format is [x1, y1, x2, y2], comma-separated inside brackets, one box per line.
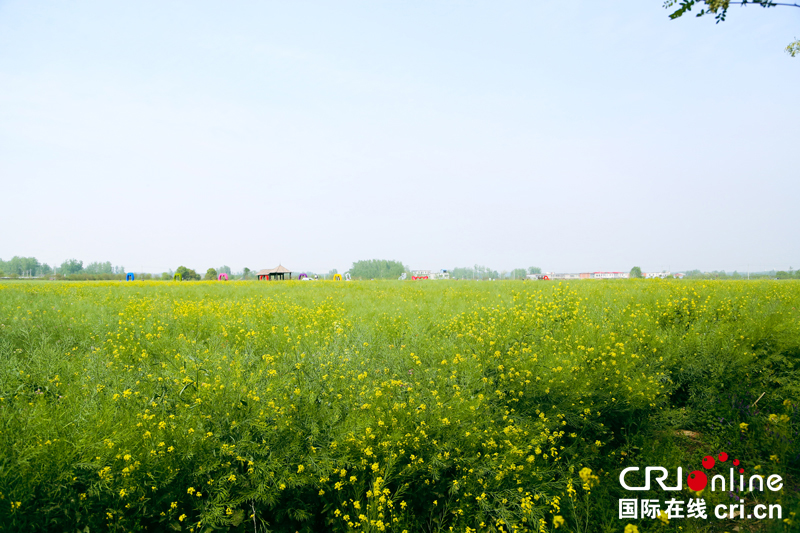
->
[510, 268, 527, 279]
[347, 259, 406, 280]
[664, 0, 799, 54]
[665, 0, 781, 22]
[0, 257, 45, 277]
[450, 265, 501, 280]
[59, 259, 84, 276]
[175, 266, 200, 281]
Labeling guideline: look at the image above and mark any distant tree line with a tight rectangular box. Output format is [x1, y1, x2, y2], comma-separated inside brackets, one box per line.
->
[0, 256, 127, 279]
[0, 256, 51, 278]
[683, 269, 799, 280]
[172, 266, 234, 281]
[347, 260, 407, 280]
[53, 259, 127, 280]
[7, 255, 796, 283]
[0, 257, 247, 281]
[449, 265, 540, 280]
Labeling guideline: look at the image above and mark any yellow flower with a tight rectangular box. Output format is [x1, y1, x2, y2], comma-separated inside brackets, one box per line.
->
[553, 515, 565, 528]
[657, 510, 669, 525]
[579, 467, 599, 490]
[739, 422, 749, 432]
[178, 514, 187, 521]
[624, 525, 639, 533]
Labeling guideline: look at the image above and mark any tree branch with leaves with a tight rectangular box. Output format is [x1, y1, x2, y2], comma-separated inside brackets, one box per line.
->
[663, 0, 800, 55]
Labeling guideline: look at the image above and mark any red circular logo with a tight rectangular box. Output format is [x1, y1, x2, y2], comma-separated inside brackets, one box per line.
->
[687, 470, 708, 491]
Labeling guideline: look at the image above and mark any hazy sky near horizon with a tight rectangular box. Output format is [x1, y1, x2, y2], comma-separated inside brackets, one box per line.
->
[1, 1, 798, 274]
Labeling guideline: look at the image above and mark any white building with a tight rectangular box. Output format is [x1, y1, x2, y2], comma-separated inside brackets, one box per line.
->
[411, 269, 450, 280]
[555, 273, 581, 280]
[593, 272, 629, 279]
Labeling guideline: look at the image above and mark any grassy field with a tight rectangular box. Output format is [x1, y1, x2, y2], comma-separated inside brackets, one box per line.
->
[0, 280, 798, 532]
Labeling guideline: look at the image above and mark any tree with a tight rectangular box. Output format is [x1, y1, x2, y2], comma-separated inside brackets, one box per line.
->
[204, 268, 218, 280]
[450, 266, 503, 280]
[217, 265, 232, 275]
[449, 267, 475, 280]
[664, 1, 800, 55]
[511, 268, 527, 280]
[242, 267, 252, 280]
[60, 259, 84, 276]
[1, 256, 42, 276]
[176, 266, 200, 281]
[85, 261, 114, 275]
[468, 264, 499, 280]
[528, 266, 542, 275]
[630, 266, 643, 279]
[348, 260, 406, 280]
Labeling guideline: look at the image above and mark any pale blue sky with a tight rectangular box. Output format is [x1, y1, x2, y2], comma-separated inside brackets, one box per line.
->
[1, 1, 798, 274]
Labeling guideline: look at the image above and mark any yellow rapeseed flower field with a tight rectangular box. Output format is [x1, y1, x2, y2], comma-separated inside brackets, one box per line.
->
[0, 279, 798, 532]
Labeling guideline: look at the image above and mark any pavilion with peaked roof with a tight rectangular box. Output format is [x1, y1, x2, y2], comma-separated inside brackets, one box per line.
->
[256, 265, 293, 281]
